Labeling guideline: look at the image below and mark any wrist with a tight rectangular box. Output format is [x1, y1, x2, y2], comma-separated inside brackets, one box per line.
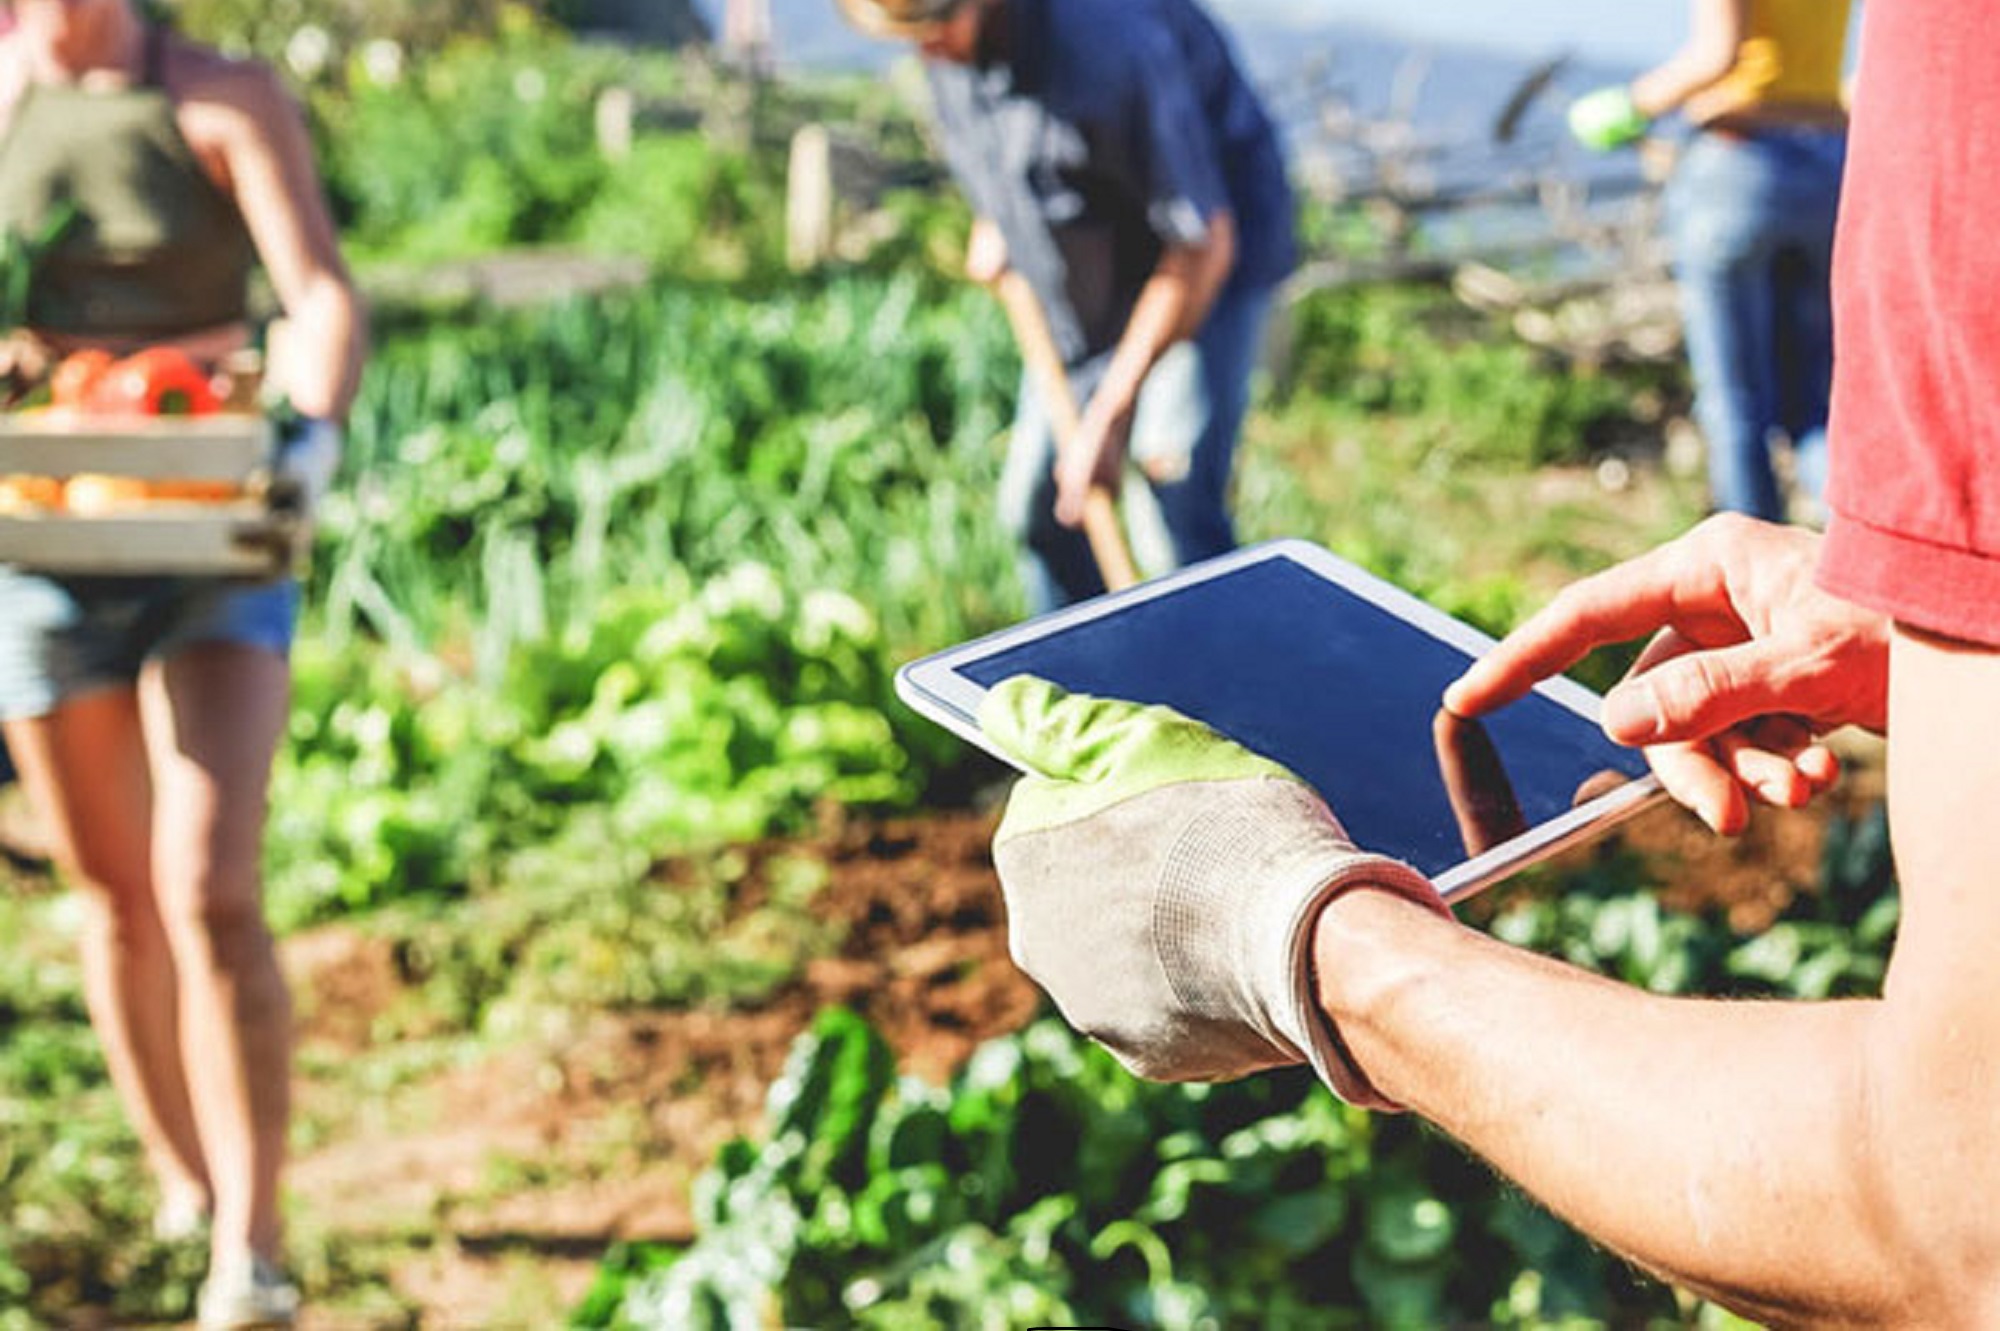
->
[1082, 384, 1137, 438]
[1094, 349, 1154, 421]
[1313, 887, 1429, 1012]
[1280, 850, 1445, 1109]
[1308, 884, 1457, 1101]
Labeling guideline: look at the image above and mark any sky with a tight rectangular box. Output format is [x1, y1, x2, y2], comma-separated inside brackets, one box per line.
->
[1218, 0, 1687, 65]
[756, 0, 1694, 75]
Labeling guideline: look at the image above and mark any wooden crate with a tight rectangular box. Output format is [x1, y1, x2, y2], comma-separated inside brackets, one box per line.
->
[0, 414, 300, 577]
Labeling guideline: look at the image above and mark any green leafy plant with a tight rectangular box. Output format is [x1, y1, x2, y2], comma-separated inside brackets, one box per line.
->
[574, 1010, 1663, 1330]
[266, 567, 932, 926]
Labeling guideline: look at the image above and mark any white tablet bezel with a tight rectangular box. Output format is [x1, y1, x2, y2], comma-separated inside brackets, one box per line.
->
[896, 538, 1665, 904]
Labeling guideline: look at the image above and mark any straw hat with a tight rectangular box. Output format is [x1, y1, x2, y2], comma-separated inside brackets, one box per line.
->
[834, 0, 975, 39]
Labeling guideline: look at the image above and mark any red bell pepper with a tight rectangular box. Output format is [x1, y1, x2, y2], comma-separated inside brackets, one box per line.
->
[89, 347, 222, 416]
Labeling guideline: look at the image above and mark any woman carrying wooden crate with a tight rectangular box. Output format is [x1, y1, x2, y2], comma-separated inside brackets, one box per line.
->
[0, 1, 365, 1325]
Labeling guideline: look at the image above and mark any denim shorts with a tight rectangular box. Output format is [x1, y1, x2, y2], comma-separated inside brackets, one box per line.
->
[0, 567, 299, 721]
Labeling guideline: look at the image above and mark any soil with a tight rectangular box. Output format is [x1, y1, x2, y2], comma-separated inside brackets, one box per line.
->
[279, 806, 1043, 1327]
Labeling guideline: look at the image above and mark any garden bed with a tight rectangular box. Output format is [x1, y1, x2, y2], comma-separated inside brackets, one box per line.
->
[267, 776, 1857, 1325]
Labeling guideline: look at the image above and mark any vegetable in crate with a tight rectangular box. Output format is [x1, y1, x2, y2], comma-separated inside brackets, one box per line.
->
[47, 347, 114, 409]
[14, 347, 242, 507]
[0, 473, 61, 511]
[83, 346, 222, 416]
[60, 472, 152, 514]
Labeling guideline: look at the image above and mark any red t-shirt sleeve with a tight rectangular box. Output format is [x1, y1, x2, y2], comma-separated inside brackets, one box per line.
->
[1817, 0, 2000, 648]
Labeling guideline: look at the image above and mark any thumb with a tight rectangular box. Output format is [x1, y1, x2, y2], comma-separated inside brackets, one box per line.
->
[1603, 638, 1805, 744]
[979, 674, 1295, 790]
[977, 674, 1126, 780]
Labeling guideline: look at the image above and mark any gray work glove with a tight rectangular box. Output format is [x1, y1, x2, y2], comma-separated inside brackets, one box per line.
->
[979, 676, 1452, 1109]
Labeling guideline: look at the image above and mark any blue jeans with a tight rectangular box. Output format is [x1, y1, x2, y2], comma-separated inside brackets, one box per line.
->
[998, 277, 1276, 612]
[1667, 126, 1847, 522]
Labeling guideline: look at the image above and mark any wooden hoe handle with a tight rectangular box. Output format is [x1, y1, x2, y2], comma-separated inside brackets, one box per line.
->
[990, 270, 1143, 593]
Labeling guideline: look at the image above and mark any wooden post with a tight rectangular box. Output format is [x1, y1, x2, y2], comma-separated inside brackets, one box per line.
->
[595, 86, 635, 162]
[786, 123, 836, 272]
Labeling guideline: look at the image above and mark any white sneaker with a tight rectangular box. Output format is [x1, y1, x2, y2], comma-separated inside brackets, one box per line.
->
[197, 1253, 299, 1330]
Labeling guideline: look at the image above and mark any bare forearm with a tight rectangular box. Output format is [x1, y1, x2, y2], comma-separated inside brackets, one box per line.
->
[1630, 51, 1734, 119]
[1630, 0, 1744, 117]
[1314, 892, 1912, 1324]
[1096, 215, 1235, 413]
[273, 275, 366, 421]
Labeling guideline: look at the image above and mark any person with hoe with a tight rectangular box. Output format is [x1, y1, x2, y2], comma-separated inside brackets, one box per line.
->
[836, 0, 1296, 611]
[1568, 0, 1852, 525]
[0, 0, 366, 1324]
[974, 0, 2000, 1319]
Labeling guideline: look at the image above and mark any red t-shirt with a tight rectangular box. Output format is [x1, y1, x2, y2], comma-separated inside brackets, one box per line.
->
[1818, 0, 2000, 647]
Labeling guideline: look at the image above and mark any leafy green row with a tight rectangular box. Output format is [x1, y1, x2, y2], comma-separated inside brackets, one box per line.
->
[324, 273, 1019, 652]
[270, 568, 926, 926]
[181, 14, 939, 277]
[262, 274, 1022, 923]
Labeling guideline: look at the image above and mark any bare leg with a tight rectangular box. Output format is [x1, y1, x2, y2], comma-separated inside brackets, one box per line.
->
[3, 699, 212, 1217]
[138, 643, 293, 1267]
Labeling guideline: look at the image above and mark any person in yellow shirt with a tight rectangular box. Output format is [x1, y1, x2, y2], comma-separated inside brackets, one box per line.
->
[1569, 0, 1852, 524]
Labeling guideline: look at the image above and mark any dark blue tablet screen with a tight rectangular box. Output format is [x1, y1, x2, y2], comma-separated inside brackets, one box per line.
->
[960, 557, 1647, 877]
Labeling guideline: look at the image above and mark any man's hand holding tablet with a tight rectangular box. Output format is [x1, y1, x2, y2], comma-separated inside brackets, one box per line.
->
[897, 539, 1671, 1104]
[978, 676, 1450, 1107]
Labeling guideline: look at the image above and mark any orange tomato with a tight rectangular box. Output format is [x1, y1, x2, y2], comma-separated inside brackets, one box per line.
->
[145, 478, 242, 503]
[48, 349, 116, 410]
[0, 474, 64, 512]
[63, 473, 152, 514]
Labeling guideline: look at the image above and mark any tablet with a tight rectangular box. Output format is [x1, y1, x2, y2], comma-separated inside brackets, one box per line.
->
[897, 539, 1664, 903]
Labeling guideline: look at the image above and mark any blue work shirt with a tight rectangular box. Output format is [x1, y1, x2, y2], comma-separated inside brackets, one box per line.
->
[927, 0, 1297, 370]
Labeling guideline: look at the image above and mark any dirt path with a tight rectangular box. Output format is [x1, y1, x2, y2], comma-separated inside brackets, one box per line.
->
[280, 809, 1041, 1326]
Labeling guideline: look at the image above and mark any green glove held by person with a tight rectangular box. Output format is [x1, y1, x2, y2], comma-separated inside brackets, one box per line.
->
[979, 676, 1451, 1109]
[1567, 85, 1651, 151]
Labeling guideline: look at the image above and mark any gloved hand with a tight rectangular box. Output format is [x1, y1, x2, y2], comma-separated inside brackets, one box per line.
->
[1567, 85, 1650, 151]
[979, 676, 1451, 1108]
[272, 415, 342, 514]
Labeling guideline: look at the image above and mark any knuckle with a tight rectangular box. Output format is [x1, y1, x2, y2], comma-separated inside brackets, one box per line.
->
[1696, 511, 1754, 547]
[1544, 580, 1592, 622]
[1653, 654, 1732, 727]
[1541, 581, 1607, 643]
[1686, 651, 1736, 699]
